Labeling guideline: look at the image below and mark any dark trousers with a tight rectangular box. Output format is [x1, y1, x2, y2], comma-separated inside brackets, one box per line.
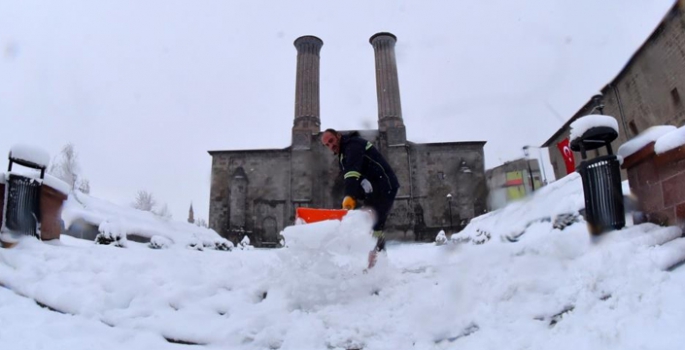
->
[364, 186, 398, 251]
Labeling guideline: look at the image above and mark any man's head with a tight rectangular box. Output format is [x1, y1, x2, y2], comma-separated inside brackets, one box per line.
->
[321, 129, 341, 155]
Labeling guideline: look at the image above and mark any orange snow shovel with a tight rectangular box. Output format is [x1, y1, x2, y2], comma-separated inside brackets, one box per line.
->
[295, 207, 349, 224]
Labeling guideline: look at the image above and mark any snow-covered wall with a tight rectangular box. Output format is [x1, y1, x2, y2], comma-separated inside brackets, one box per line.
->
[617, 125, 676, 159]
[62, 191, 227, 248]
[621, 129, 685, 229]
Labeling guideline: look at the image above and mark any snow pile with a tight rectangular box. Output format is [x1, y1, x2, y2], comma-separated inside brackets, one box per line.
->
[238, 235, 254, 250]
[148, 235, 173, 249]
[61, 191, 225, 248]
[569, 114, 619, 142]
[617, 125, 676, 159]
[2, 171, 685, 349]
[435, 230, 448, 245]
[282, 210, 376, 269]
[95, 220, 128, 247]
[654, 125, 685, 155]
[0, 286, 171, 350]
[453, 172, 585, 244]
[9, 144, 50, 168]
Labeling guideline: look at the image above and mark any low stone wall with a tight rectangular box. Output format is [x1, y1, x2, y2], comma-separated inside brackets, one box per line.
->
[622, 142, 685, 230]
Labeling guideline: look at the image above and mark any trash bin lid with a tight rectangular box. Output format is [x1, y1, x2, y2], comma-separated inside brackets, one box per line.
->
[570, 126, 618, 152]
[9, 144, 49, 171]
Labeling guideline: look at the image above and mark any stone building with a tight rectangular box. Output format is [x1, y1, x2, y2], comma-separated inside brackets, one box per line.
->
[543, 2, 685, 180]
[208, 33, 488, 246]
[486, 158, 543, 211]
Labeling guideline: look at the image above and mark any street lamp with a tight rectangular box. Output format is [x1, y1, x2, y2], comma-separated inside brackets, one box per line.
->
[522, 146, 536, 193]
[446, 193, 453, 233]
[590, 94, 604, 115]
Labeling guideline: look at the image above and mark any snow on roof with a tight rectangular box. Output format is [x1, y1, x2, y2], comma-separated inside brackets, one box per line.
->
[569, 115, 619, 143]
[654, 125, 685, 155]
[62, 191, 223, 246]
[9, 144, 50, 168]
[617, 125, 676, 159]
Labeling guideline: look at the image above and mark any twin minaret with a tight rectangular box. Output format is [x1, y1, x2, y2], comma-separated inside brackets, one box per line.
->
[291, 32, 406, 149]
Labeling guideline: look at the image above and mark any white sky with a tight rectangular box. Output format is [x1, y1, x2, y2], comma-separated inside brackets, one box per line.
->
[0, 0, 675, 221]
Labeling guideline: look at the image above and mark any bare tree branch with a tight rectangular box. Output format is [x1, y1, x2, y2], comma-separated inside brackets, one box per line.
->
[132, 190, 156, 212]
[49, 143, 81, 190]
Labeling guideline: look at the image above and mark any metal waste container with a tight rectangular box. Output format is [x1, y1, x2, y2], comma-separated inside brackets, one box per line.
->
[571, 122, 625, 235]
[4, 155, 45, 238]
[5, 174, 41, 237]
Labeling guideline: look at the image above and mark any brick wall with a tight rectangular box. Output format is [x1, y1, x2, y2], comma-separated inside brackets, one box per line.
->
[623, 142, 685, 230]
[39, 185, 67, 240]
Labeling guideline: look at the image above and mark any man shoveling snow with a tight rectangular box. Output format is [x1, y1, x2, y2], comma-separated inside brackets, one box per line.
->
[320, 128, 400, 269]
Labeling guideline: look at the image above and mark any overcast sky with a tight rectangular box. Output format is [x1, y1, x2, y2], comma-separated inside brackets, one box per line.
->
[0, 0, 675, 222]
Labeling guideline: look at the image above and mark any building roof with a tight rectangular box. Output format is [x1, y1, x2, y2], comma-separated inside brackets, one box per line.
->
[207, 147, 290, 156]
[208, 129, 486, 155]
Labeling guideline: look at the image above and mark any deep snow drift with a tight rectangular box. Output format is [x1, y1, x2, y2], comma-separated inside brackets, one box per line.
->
[2, 173, 685, 350]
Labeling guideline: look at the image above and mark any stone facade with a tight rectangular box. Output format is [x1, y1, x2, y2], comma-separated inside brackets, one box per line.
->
[543, 3, 685, 180]
[208, 33, 487, 246]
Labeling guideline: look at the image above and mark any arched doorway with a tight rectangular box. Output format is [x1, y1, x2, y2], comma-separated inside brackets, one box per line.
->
[262, 217, 278, 243]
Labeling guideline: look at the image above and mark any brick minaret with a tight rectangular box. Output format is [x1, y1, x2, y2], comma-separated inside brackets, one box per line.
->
[292, 35, 323, 150]
[370, 32, 406, 145]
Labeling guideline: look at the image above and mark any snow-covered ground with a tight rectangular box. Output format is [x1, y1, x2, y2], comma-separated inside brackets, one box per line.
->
[2, 173, 685, 350]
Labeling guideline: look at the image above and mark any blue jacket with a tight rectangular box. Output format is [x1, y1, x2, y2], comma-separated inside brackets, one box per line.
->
[338, 133, 400, 199]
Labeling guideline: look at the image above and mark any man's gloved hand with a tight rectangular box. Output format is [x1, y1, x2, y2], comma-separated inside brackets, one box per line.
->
[342, 196, 356, 210]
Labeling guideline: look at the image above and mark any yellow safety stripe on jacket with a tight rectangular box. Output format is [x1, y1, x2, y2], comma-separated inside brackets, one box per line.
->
[366, 142, 373, 150]
[344, 171, 362, 179]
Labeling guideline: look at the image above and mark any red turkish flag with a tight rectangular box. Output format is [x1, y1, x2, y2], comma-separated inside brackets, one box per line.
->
[556, 138, 576, 174]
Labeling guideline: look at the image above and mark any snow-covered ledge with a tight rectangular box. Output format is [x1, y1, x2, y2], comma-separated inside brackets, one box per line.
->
[620, 125, 685, 229]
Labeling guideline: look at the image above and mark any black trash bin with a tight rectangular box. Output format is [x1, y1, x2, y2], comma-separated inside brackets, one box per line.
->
[5, 174, 41, 237]
[571, 123, 625, 235]
[4, 154, 46, 238]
